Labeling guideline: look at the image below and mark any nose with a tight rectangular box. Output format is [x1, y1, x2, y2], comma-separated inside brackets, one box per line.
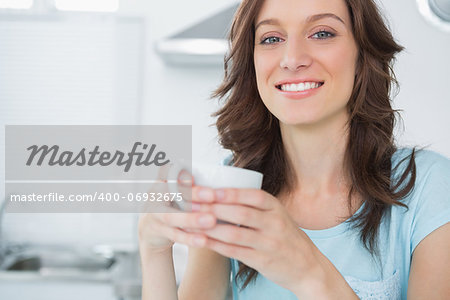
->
[279, 38, 313, 71]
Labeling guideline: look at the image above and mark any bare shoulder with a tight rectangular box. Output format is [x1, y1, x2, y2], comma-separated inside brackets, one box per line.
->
[407, 222, 450, 299]
[178, 247, 231, 300]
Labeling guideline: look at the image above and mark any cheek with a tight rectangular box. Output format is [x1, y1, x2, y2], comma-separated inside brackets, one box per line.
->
[254, 51, 278, 91]
[335, 46, 358, 80]
[323, 46, 358, 97]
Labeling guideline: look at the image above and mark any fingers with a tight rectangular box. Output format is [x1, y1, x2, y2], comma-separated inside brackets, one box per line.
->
[154, 211, 216, 229]
[201, 223, 259, 248]
[203, 237, 256, 263]
[140, 181, 273, 249]
[183, 188, 273, 229]
[169, 185, 219, 212]
[154, 211, 219, 248]
[157, 222, 209, 248]
[138, 209, 218, 249]
[191, 186, 219, 204]
[207, 188, 274, 210]
[162, 167, 216, 208]
[208, 203, 265, 229]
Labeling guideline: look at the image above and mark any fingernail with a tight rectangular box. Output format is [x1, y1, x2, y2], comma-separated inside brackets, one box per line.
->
[198, 215, 214, 227]
[215, 189, 225, 201]
[191, 203, 201, 211]
[197, 188, 214, 201]
[178, 170, 192, 187]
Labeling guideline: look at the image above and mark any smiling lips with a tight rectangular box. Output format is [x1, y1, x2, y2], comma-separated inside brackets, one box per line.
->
[276, 81, 324, 92]
[274, 80, 325, 100]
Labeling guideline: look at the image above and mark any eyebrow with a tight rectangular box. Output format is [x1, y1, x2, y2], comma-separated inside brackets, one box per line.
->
[306, 13, 345, 25]
[255, 13, 346, 31]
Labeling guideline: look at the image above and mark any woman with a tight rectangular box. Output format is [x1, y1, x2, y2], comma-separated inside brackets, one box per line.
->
[138, 0, 450, 299]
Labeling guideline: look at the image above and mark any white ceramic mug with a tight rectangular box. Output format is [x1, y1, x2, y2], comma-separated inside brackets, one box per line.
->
[168, 160, 263, 211]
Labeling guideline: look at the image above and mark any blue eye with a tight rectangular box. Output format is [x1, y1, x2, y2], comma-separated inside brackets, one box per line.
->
[260, 36, 282, 44]
[311, 31, 335, 39]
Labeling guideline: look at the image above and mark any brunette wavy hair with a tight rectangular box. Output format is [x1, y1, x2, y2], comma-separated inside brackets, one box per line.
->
[211, 0, 418, 289]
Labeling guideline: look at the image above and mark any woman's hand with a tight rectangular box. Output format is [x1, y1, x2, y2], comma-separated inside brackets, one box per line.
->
[138, 169, 218, 253]
[191, 187, 323, 294]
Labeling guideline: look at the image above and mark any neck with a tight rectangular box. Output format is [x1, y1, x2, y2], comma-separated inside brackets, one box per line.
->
[280, 112, 351, 201]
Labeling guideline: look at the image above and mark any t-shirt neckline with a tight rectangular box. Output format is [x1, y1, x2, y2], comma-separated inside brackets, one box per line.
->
[299, 202, 366, 239]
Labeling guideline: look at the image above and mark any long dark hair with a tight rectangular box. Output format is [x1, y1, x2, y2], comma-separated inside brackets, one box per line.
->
[212, 0, 417, 289]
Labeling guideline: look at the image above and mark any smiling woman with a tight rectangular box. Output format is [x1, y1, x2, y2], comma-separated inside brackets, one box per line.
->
[138, 0, 450, 299]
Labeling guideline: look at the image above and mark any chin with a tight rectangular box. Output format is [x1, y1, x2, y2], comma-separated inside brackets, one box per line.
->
[272, 107, 319, 125]
[277, 115, 320, 127]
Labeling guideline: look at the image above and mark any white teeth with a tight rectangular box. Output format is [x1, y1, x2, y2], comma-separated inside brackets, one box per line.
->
[280, 82, 322, 92]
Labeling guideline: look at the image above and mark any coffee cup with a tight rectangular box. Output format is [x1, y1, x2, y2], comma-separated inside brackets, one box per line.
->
[167, 160, 263, 211]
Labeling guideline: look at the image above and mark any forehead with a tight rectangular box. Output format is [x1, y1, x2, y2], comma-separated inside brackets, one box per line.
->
[255, 0, 351, 26]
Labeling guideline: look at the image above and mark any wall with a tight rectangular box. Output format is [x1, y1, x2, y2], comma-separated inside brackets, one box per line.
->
[122, 0, 235, 163]
[0, 0, 237, 253]
[381, 0, 450, 157]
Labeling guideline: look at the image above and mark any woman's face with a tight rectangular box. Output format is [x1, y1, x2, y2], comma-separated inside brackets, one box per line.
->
[254, 0, 358, 127]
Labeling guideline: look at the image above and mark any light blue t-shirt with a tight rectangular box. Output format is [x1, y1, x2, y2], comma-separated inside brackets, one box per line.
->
[229, 148, 450, 300]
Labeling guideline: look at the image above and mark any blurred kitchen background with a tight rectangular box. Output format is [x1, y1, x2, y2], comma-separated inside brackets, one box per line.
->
[0, 0, 449, 299]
